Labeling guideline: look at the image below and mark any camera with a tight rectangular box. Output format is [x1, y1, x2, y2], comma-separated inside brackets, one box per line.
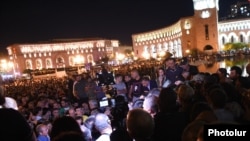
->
[98, 97, 116, 108]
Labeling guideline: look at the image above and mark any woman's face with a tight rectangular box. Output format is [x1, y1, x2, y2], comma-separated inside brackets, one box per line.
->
[158, 69, 164, 76]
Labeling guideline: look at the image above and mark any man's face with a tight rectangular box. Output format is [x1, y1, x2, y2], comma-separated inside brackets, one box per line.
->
[167, 60, 175, 69]
[75, 108, 83, 116]
[142, 80, 149, 87]
[115, 76, 122, 83]
[131, 71, 138, 79]
[76, 76, 81, 81]
[125, 76, 131, 82]
[229, 70, 237, 80]
[52, 110, 59, 117]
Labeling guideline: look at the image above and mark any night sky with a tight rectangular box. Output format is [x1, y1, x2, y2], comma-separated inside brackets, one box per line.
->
[0, 0, 245, 54]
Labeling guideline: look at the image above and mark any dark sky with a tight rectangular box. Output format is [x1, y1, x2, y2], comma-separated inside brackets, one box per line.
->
[0, 0, 244, 54]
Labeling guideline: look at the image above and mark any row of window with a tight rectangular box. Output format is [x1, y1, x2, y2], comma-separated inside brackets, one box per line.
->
[25, 55, 94, 70]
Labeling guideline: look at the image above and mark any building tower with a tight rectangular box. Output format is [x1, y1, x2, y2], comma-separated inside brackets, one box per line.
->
[192, 0, 219, 52]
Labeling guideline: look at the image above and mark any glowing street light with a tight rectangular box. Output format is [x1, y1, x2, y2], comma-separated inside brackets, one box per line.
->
[142, 51, 150, 60]
[185, 49, 190, 54]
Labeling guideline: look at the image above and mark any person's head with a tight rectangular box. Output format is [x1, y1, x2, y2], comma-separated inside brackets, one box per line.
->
[68, 107, 76, 118]
[143, 94, 158, 117]
[130, 69, 140, 80]
[126, 108, 154, 141]
[141, 76, 150, 87]
[229, 66, 242, 80]
[36, 123, 49, 136]
[190, 102, 213, 122]
[181, 120, 206, 141]
[94, 113, 112, 134]
[75, 106, 83, 116]
[166, 58, 176, 69]
[207, 88, 228, 109]
[52, 108, 60, 119]
[176, 84, 194, 105]
[179, 57, 189, 68]
[217, 68, 228, 78]
[148, 88, 160, 97]
[158, 87, 177, 113]
[124, 74, 131, 82]
[157, 67, 165, 77]
[115, 74, 123, 83]
[76, 75, 82, 81]
[50, 116, 82, 140]
[0, 108, 36, 141]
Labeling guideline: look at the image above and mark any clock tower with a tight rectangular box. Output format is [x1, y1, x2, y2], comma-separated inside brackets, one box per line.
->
[192, 0, 219, 52]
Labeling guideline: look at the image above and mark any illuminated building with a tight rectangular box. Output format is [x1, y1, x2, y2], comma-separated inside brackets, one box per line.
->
[6, 39, 119, 75]
[132, 0, 250, 59]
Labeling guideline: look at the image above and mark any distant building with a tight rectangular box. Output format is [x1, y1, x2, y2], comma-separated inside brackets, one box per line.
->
[6, 38, 119, 74]
[132, 0, 250, 59]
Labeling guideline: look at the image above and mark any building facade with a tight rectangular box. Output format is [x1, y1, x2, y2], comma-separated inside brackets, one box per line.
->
[132, 0, 250, 59]
[6, 39, 119, 75]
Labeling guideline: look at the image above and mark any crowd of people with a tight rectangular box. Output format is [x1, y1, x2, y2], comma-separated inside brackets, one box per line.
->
[1, 56, 250, 141]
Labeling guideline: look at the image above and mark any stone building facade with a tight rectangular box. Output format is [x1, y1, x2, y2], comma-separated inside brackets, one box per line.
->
[6, 39, 119, 74]
[132, 0, 250, 59]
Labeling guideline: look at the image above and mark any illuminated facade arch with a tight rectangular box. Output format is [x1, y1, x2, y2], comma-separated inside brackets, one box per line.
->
[162, 42, 166, 51]
[35, 59, 42, 69]
[247, 31, 250, 43]
[45, 58, 52, 68]
[25, 59, 32, 70]
[228, 32, 238, 43]
[73, 55, 84, 66]
[87, 54, 93, 63]
[56, 56, 64, 64]
[69, 56, 74, 66]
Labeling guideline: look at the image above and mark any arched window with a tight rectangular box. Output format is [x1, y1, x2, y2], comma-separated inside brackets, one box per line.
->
[240, 34, 244, 42]
[87, 55, 93, 63]
[69, 56, 74, 66]
[222, 37, 225, 44]
[45, 58, 52, 68]
[56, 57, 64, 64]
[36, 59, 42, 69]
[231, 36, 234, 43]
[25, 60, 32, 70]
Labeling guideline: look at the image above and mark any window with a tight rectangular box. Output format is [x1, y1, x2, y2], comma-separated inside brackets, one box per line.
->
[222, 37, 225, 44]
[46, 58, 52, 68]
[25, 60, 32, 69]
[231, 36, 234, 43]
[205, 24, 209, 40]
[240, 34, 244, 42]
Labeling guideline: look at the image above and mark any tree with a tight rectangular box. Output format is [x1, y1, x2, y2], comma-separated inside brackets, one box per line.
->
[223, 42, 248, 51]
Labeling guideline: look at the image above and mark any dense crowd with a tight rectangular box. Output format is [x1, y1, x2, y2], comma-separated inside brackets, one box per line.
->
[1, 57, 250, 141]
